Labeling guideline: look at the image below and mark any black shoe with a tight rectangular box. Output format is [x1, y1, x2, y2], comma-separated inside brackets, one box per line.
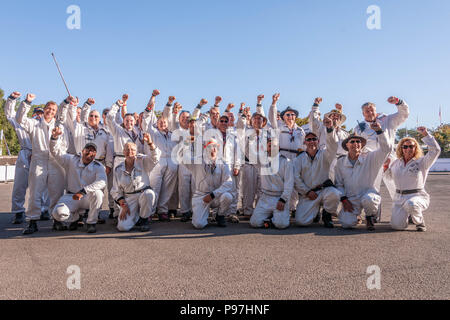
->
[408, 216, 414, 225]
[322, 210, 334, 228]
[168, 210, 177, 219]
[69, 221, 79, 231]
[23, 220, 38, 235]
[313, 212, 321, 223]
[109, 208, 115, 219]
[158, 213, 170, 222]
[366, 216, 375, 231]
[86, 224, 96, 233]
[53, 221, 67, 231]
[416, 223, 427, 232]
[138, 218, 150, 232]
[291, 210, 296, 218]
[77, 214, 85, 227]
[97, 213, 106, 225]
[217, 215, 227, 228]
[180, 211, 192, 223]
[40, 211, 50, 221]
[263, 219, 273, 229]
[13, 212, 24, 224]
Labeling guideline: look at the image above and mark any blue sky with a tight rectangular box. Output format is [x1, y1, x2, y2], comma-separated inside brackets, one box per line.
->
[1, 0, 449, 129]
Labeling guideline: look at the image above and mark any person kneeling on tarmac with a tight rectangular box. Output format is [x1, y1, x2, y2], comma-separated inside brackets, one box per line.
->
[111, 138, 158, 232]
[182, 138, 234, 229]
[50, 127, 107, 234]
[250, 137, 294, 229]
[293, 117, 341, 228]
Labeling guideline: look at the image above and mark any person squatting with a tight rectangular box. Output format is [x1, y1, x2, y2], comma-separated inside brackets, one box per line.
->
[4, 90, 441, 235]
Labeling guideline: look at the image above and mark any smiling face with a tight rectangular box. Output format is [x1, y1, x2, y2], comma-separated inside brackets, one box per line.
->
[124, 142, 137, 160]
[346, 138, 363, 155]
[304, 133, 319, 152]
[88, 110, 101, 127]
[43, 102, 58, 123]
[123, 114, 136, 131]
[283, 111, 296, 127]
[218, 116, 229, 133]
[362, 103, 377, 123]
[251, 115, 264, 130]
[82, 146, 97, 165]
[210, 107, 220, 126]
[179, 112, 190, 130]
[157, 117, 168, 132]
[226, 112, 235, 127]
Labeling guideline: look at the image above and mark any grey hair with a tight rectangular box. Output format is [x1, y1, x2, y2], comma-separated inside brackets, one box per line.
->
[361, 102, 376, 110]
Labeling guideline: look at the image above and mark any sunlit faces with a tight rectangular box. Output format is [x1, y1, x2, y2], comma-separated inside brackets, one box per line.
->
[304, 133, 319, 151]
[283, 112, 296, 126]
[218, 116, 229, 133]
[251, 114, 264, 129]
[225, 112, 235, 127]
[210, 107, 220, 126]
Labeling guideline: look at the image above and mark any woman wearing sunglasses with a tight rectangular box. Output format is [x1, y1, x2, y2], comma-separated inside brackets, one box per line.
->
[384, 127, 441, 232]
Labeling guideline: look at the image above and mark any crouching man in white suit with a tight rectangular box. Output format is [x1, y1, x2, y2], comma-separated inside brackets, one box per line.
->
[334, 121, 391, 231]
[250, 137, 294, 230]
[50, 127, 106, 234]
[293, 117, 340, 228]
[111, 136, 158, 232]
[182, 138, 233, 229]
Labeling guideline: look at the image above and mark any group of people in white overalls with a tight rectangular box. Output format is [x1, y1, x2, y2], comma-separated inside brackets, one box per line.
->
[4, 89, 440, 234]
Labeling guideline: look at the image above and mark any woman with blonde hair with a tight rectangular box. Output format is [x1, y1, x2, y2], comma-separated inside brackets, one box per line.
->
[384, 127, 441, 231]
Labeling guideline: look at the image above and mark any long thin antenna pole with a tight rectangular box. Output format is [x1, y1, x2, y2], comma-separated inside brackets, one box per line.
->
[51, 53, 71, 97]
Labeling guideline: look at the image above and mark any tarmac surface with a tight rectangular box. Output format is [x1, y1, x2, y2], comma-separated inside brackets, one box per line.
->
[0, 173, 449, 300]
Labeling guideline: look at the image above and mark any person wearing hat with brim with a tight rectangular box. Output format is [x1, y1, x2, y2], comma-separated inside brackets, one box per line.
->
[293, 119, 341, 228]
[4, 92, 49, 225]
[237, 98, 270, 217]
[309, 98, 349, 156]
[182, 138, 233, 229]
[334, 121, 391, 231]
[50, 127, 107, 233]
[268, 93, 306, 216]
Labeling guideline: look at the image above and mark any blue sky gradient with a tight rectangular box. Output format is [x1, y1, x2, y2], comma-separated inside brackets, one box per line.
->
[1, 0, 449, 129]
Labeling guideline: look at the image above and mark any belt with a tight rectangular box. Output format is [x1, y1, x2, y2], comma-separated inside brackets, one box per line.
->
[396, 189, 423, 195]
[280, 148, 303, 155]
[125, 186, 151, 195]
[114, 154, 125, 158]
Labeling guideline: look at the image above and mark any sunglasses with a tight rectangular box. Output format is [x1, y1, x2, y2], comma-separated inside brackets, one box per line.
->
[89, 115, 100, 118]
[402, 145, 416, 150]
[285, 113, 296, 117]
[220, 120, 229, 124]
[305, 138, 318, 142]
[349, 140, 362, 144]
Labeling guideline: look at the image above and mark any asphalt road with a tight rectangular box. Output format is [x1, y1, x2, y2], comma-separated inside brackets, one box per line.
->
[0, 173, 449, 300]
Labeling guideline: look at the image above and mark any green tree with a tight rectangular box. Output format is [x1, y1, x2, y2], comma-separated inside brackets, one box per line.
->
[0, 89, 21, 155]
[432, 124, 450, 158]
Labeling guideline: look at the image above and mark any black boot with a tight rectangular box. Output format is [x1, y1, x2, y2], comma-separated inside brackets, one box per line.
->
[180, 211, 192, 223]
[23, 220, 38, 235]
[313, 212, 321, 223]
[53, 221, 67, 231]
[366, 216, 375, 231]
[168, 210, 178, 219]
[322, 210, 334, 228]
[69, 221, 79, 231]
[86, 224, 97, 234]
[12, 212, 24, 224]
[138, 218, 150, 232]
[40, 210, 50, 221]
[217, 215, 227, 228]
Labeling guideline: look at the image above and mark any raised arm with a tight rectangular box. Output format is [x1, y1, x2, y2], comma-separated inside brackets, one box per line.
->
[386, 96, 410, 131]
[323, 117, 339, 164]
[256, 94, 266, 117]
[50, 127, 71, 168]
[309, 98, 323, 135]
[417, 127, 441, 172]
[106, 98, 126, 136]
[15, 94, 37, 134]
[268, 93, 280, 129]
[141, 90, 160, 133]
[4, 92, 22, 123]
[368, 122, 392, 167]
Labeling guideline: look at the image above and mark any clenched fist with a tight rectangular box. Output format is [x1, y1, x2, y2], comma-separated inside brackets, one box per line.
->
[26, 94, 36, 103]
[314, 97, 323, 105]
[11, 92, 21, 99]
[387, 96, 400, 105]
[51, 127, 63, 139]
